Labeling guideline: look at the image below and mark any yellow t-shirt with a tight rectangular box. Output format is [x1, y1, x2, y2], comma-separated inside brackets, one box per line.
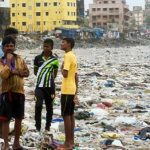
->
[61, 51, 77, 95]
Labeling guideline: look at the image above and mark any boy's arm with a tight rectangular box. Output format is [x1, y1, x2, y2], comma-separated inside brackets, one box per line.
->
[75, 73, 78, 94]
[34, 57, 38, 75]
[53, 59, 59, 79]
[0, 62, 11, 79]
[0, 53, 13, 79]
[74, 73, 79, 105]
[34, 66, 38, 76]
[62, 55, 70, 78]
[61, 62, 68, 78]
[19, 59, 29, 77]
[54, 69, 58, 79]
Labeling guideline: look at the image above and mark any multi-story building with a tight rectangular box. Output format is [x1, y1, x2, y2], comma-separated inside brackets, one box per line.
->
[89, 0, 129, 32]
[132, 6, 144, 30]
[144, 0, 150, 17]
[0, 0, 10, 34]
[10, 0, 78, 33]
[76, 0, 84, 25]
[144, 0, 150, 29]
[77, 0, 84, 17]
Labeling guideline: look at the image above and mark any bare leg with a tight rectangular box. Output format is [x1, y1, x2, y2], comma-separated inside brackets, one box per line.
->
[64, 116, 72, 146]
[70, 115, 75, 147]
[13, 119, 22, 148]
[58, 116, 72, 149]
[2, 121, 9, 150]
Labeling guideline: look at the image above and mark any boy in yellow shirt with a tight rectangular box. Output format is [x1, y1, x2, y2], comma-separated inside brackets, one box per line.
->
[59, 38, 79, 149]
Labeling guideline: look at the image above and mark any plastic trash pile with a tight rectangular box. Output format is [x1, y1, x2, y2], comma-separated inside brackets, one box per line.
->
[1, 44, 150, 149]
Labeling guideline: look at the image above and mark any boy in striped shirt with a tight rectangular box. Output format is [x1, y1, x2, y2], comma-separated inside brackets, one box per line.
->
[34, 39, 59, 131]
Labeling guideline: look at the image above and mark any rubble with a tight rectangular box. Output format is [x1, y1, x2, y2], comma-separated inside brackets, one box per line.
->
[0, 36, 150, 149]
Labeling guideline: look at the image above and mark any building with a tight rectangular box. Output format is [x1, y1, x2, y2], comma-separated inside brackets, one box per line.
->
[132, 6, 144, 30]
[10, 0, 78, 33]
[76, 0, 84, 25]
[0, 0, 10, 35]
[144, 0, 150, 17]
[77, 0, 84, 17]
[144, 0, 150, 29]
[89, 0, 129, 32]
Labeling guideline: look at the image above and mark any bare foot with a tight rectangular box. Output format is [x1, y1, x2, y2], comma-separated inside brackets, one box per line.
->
[3, 144, 9, 150]
[57, 144, 72, 150]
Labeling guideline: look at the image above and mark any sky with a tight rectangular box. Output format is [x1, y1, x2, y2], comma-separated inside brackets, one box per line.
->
[85, 0, 145, 10]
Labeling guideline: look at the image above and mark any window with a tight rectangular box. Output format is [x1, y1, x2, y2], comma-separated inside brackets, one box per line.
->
[103, 8, 107, 11]
[112, 1, 115, 3]
[97, 15, 101, 18]
[12, 13, 15, 17]
[109, 15, 114, 19]
[44, 2, 48, 6]
[12, 22, 15, 26]
[44, 21, 46, 25]
[103, 15, 107, 19]
[67, 2, 69, 6]
[97, 8, 101, 11]
[22, 22, 26, 26]
[28, 15, 32, 19]
[92, 8, 96, 11]
[104, 1, 108, 3]
[97, 22, 101, 26]
[45, 12, 49, 16]
[93, 23, 96, 27]
[68, 12, 70, 16]
[12, 4, 15, 7]
[92, 16, 96, 20]
[23, 13, 26, 16]
[36, 3, 40, 7]
[103, 23, 107, 26]
[22, 3, 26, 7]
[36, 12, 41, 16]
[53, 21, 56, 25]
[74, 12, 76, 16]
[54, 2, 57, 6]
[37, 22, 40, 25]
[28, 6, 32, 10]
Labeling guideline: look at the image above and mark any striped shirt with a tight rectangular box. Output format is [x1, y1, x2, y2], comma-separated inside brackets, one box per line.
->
[34, 53, 59, 87]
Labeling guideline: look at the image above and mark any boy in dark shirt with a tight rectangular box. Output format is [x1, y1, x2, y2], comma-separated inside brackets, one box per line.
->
[34, 39, 59, 131]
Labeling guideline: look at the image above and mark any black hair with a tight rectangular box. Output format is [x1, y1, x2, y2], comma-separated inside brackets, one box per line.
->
[63, 38, 75, 49]
[4, 27, 18, 37]
[44, 39, 54, 47]
[2, 36, 16, 48]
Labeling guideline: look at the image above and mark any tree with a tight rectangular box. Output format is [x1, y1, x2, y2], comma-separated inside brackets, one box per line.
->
[0, 8, 10, 37]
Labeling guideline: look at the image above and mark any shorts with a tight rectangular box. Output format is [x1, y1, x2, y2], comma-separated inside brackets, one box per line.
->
[0, 92, 25, 121]
[61, 94, 75, 117]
